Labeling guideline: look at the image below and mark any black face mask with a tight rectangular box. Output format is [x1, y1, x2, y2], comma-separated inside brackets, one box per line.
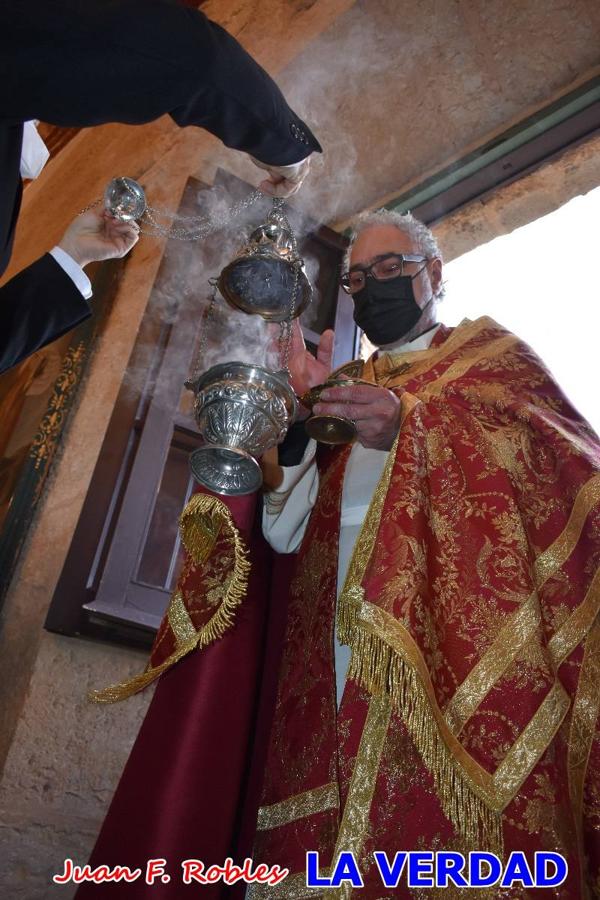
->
[352, 269, 431, 347]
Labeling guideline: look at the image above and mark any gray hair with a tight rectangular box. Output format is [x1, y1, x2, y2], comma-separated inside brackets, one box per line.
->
[345, 209, 445, 298]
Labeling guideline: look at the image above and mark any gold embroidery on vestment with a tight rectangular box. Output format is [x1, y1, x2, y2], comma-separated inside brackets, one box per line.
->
[330, 694, 393, 900]
[256, 783, 339, 831]
[492, 680, 570, 801]
[167, 590, 197, 644]
[90, 494, 250, 702]
[445, 477, 600, 735]
[532, 474, 600, 587]
[549, 566, 600, 667]
[369, 316, 499, 391]
[444, 592, 542, 736]
[346, 598, 570, 825]
[331, 317, 599, 866]
[568, 620, 600, 857]
[421, 335, 519, 398]
[337, 393, 504, 852]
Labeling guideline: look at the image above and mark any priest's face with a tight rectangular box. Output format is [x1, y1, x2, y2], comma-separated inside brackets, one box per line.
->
[349, 224, 442, 312]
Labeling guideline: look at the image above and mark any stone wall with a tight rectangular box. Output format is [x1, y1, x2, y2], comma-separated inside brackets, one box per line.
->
[436, 132, 600, 263]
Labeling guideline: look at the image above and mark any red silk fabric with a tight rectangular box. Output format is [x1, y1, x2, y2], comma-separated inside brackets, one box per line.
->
[75, 491, 295, 898]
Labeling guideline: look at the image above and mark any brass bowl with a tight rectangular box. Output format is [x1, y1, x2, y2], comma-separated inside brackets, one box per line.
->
[300, 377, 372, 445]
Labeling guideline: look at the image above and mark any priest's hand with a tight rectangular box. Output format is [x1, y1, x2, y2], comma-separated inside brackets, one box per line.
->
[287, 321, 334, 418]
[313, 383, 402, 451]
[58, 208, 140, 268]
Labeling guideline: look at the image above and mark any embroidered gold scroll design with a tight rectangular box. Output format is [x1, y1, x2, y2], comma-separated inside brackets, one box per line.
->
[357, 601, 570, 811]
[31, 341, 86, 471]
[444, 593, 542, 736]
[532, 474, 600, 587]
[549, 566, 600, 668]
[167, 590, 196, 644]
[445, 475, 600, 736]
[568, 619, 600, 854]
[330, 694, 393, 900]
[90, 493, 250, 702]
[256, 783, 339, 832]
[336, 324, 594, 854]
[337, 403, 504, 852]
[366, 316, 495, 389]
[420, 334, 519, 398]
[491, 680, 570, 799]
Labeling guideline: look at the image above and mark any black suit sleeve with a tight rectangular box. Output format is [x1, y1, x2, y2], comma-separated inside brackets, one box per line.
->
[0, 0, 321, 166]
[0, 254, 91, 375]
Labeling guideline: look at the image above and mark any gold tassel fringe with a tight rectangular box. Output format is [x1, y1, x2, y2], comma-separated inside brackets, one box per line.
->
[339, 592, 503, 856]
[90, 495, 251, 703]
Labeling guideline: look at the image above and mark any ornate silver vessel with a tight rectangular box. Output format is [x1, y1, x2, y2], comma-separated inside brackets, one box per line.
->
[104, 177, 147, 221]
[217, 203, 312, 321]
[186, 362, 297, 495]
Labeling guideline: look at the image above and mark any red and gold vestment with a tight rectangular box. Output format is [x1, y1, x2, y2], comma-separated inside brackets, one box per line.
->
[251, 317, 600, 899]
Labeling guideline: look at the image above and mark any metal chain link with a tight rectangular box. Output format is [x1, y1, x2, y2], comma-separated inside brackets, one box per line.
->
[273, 199, 301, 373]
[132, 184, 262, 241]
[78, 198, 102, 215]
[81, 183, 263, 241]
[189, 280, 219, 385]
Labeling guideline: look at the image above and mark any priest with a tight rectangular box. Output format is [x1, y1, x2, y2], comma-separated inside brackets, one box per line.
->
[255, 210, 600, 898]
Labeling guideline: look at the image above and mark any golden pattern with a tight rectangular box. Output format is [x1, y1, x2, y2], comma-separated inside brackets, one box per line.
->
[367, 316, 495, 390]
[568, 620, 600, 851]
[166, 589, 196, 644]
[246, 318, 599, 896]
[532, 474, 600, 587]
[90, 494, 250, 702]
[549, 565, 600, 668]
[30, 341, 86, 470]
[330, 694, 393, 900]
[257, 783, 339, 832]
[491, 681, 570, 801]
[444, 591, 542, 736]
[445, 471, 600, 727]
[331, 317, 600, 863]
[420, 334, 520, 398]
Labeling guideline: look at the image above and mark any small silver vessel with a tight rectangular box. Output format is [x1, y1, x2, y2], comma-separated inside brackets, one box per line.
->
[104, 177, 147, 221]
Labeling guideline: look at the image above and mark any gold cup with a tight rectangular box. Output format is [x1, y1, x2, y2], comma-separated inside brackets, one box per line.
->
[300, 376, 372, 445]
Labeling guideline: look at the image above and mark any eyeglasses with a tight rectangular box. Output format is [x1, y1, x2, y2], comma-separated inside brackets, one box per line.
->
[340, 253, 428, 294]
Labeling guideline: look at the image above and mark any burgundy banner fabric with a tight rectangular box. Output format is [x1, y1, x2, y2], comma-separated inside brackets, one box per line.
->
[74, 492, 294, 898]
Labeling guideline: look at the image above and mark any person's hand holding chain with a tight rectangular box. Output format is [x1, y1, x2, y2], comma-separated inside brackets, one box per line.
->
[58, 208, 140, 268]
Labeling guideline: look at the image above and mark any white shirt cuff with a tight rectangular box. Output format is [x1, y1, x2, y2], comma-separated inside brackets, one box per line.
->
[262, 439, 318, 554]
[275, 438, 317, 493]
[50, 247, 93, 300]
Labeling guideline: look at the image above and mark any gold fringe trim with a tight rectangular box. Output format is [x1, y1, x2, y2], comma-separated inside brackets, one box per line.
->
[90, 495, 250, 703]
[339, 596, 503, 855]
